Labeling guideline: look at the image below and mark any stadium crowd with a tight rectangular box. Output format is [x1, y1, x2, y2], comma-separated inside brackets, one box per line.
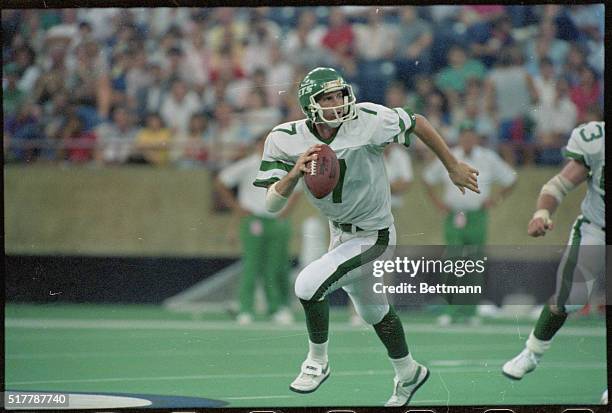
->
[2, 5, 604, 167]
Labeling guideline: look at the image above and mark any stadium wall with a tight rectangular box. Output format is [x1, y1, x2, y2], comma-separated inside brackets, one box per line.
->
[5, 164, 585, 257]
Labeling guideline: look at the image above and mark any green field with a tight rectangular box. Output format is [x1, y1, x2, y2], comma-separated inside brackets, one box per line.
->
[5, 304, 607, 408]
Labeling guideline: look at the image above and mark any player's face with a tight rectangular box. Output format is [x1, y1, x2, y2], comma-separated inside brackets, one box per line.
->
[317, 90, 345, 120]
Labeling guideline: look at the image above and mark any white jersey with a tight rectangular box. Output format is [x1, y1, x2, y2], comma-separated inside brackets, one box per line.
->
[563, 121, 605, 228]
[254, 102, 416, 230]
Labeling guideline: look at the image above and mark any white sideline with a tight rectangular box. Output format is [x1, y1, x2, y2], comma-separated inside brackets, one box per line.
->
[4, 317, 606, 337]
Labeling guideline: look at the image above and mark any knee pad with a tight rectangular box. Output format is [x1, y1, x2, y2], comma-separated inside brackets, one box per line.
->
[294, 271, 317, 301]
[354, 303, 389, 325]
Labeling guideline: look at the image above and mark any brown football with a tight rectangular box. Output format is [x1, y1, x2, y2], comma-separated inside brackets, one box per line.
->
[304, 144, 340, 199]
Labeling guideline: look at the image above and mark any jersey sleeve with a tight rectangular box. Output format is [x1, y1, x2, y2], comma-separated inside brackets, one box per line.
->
[563, 122, 605, 170]
[219, 157, 249, 188]
[253, 134, 295, 188]
[370, 105, 417, 148]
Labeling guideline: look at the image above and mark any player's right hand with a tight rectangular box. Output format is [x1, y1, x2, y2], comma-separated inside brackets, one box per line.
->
[527, 217, 554, 237]
[290, 144, 322, 179]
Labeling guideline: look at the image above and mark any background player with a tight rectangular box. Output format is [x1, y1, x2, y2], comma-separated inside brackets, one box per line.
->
[502, 121, 605, 382]
[254, 67, 480, 406]
[216, 135, 299, 325]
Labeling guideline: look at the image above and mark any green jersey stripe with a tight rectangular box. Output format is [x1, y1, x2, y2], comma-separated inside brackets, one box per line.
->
[311, 228, 390, 301]
[360, 107, 378, 116]
[253, 177, 280, 188]
[562, 148, 589, 169]
[260, 160, 294, 172]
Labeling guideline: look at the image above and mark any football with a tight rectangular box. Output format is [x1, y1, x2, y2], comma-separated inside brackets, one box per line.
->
[304, 144, 340, 199]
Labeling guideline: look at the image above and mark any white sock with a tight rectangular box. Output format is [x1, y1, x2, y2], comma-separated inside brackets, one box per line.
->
[308, 340, 328, 364]
[389, 353, 418, 381]
[526, 330, 551, 355]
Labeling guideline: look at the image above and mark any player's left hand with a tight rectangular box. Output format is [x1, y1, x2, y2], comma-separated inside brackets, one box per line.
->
[448, 162, 480, 194]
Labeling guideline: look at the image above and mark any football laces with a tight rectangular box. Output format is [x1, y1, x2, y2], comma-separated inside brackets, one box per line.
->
[310, 159, 317, 176]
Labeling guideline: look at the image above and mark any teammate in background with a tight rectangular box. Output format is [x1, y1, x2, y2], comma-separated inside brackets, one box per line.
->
[215, 135, 299, 325]
[422, 120, 516, 325]
[502, 121, 605, 388]
[253, 67, 479, 406]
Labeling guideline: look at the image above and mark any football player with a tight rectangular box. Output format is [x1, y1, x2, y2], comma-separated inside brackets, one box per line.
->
[253, 67, 479, 406]
[502, 121, 605, 386]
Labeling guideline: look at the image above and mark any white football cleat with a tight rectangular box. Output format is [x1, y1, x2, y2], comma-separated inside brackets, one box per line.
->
[289, 358, 330, 393]
[600, 389, 608, 404]
[385, 364, 430, 407]
[272, 307, 294, 325]
[502, 348, 541, 380]
[236, 313, 253, 325]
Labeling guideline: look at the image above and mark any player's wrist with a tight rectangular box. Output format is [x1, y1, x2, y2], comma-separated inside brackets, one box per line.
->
[533, 209, 551, 222]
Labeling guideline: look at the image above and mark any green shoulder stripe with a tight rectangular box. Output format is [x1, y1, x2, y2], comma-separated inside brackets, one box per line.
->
[359, 107, 377, 116]
[562, 148, 589, 169]
[393, 108, 412, 147]
[271, 123, 297, 135]
[259, 160, 294, 172]
[402, 106, 417, 134]
[253, 177, 280, 188]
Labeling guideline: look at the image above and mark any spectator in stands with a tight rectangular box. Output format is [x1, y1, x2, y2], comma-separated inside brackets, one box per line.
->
[264, 43, 294, 108]
[60, 111, 96, 164]
[94, 106, 137, 165]
[31, 45, 68, 108]
[484, 46, 539, 165]
[569, 66, 601, 124]
[136, 62, 169, 121]
[524, 18, 569, 76]
[3, 63, 26, 116]
[435, 45, 486, 108]
[181, 29, 211, 93]
[125, 49, 150, 108]
[4, 102, 42, 163]
[321, 8, 355, 62]
[67, 40, 112, 119]
[208, 100, 249, 167]
[469, 14, 515, 68]
[355, 7, 398, 61]
[406, 74, 435, 114]
[242, 89, 282, 143]
[241, 11, 280, 76]
[172, 112, 210, 168]
[133, 112, 173, 166]
[394, 6, 433, 85]
[283, 10, 329, 68]
[562, 43, 587, 87]
[12, 45, 40, 94]
[160, 79, 202, 136]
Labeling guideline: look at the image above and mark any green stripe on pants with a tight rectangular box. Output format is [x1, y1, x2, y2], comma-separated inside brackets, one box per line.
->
[311, 229, 390, 301]
[556, 217, 585, 309]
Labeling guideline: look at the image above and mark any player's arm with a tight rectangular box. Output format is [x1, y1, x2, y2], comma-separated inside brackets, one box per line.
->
[266, 145, 321, 212]
[413, 114, 480, 194]
[214, 177, 248, 216]
[528, 159, 589, 237]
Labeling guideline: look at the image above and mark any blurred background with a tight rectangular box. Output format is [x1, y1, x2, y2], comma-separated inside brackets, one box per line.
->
[3, 5, 606, 408]
[4, 4, 603, 297]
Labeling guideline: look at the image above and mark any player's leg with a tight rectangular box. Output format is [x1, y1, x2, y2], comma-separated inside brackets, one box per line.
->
[237, 215, 266, 323]
[269, 218, 294, 323]
[438, 212, 467, 325]
[503, 217, 604, 379]
[260, 217, 285, 317]
[290, 226, 391, 393]
[343, 275, 430, 407]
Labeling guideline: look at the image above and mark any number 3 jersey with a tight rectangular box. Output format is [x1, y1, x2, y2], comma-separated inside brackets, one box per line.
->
[253, 102, 416, 231]
[563, 121, 605, 228]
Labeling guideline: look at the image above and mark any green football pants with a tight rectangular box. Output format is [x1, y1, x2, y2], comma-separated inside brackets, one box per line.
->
[441, 209, 487, 318]
[239, 215, 291, 315]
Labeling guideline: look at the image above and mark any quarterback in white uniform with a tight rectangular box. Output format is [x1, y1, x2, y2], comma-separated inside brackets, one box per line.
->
[503, 122, 605, 386]
[254, 67, 480, 406]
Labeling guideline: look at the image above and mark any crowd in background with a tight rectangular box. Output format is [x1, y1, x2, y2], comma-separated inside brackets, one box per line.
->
[2, 5, 604, 167]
